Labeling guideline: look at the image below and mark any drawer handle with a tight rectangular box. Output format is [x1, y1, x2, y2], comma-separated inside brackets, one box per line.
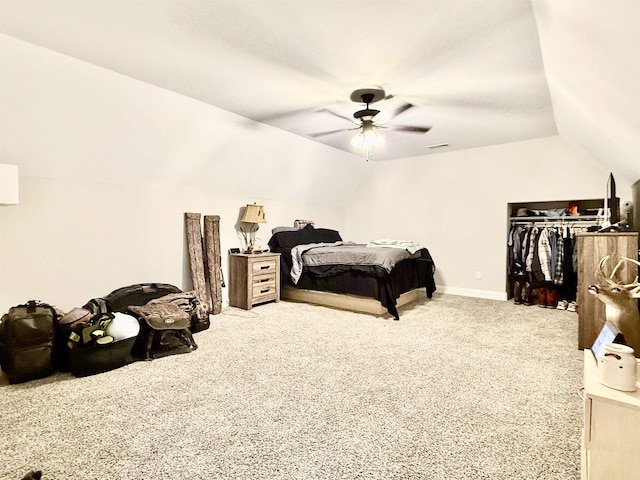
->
[260, 265, 270, 270]
[260, 288, 271, 294]
[259, 278, 269, 283]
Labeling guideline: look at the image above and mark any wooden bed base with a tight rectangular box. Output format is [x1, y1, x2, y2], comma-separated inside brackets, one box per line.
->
[281, 286, 426, 316]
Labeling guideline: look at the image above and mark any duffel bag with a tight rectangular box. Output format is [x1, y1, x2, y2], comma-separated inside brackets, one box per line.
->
[55, 309, 113, 371]
[66, 312, 141, 377]
[104, 283, 182, 312]
[54, 306, 93, 371]
[68, 336, 138, 377]
[0, 300, 58, 384]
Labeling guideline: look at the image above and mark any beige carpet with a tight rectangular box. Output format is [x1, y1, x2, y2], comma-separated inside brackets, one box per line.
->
[0, 294, 582, 480]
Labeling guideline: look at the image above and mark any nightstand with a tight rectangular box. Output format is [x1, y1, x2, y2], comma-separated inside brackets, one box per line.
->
[228, 253, 280, 310]
[581, 350, 640, 479]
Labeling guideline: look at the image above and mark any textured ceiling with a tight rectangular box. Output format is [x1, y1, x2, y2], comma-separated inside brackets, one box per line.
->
[0, 0, 558, 161]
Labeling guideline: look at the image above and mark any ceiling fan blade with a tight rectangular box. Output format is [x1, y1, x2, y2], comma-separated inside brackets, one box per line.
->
[307, 127, 358, 138]
[374, 102, 414, 123]
[315, 108, 356, 123]
[389, 102, 415, 119]
[383, 125, 432, 134]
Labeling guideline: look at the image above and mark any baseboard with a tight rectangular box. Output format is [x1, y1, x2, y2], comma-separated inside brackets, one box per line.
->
[435, 285, 507, 301]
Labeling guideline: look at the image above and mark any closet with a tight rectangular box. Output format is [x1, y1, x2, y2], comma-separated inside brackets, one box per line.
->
[508, 198, 640, 351]
[506, 199, 604, 309]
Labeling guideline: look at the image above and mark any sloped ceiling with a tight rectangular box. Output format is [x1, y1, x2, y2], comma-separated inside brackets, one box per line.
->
[0, 0, 638, 179]
[532, 0, 640, 184]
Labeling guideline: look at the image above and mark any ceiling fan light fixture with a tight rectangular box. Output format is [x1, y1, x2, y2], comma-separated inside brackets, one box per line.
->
[351, 127, 384, 159]
[350, 132, 365, 148]
[363, 129, 384, 148]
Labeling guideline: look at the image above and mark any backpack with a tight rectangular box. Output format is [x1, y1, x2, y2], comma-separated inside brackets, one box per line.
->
[146, 290, 210, 333]
[128, 302, 197, 359]
[0, 301, 58, 384]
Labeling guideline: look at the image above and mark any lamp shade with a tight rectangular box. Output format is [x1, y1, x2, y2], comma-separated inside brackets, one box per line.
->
[0, 164, 19, 205]
[241, 204, 266, 223]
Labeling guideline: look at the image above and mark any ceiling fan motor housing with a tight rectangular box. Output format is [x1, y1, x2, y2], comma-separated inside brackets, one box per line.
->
[349, 87, 386, 104]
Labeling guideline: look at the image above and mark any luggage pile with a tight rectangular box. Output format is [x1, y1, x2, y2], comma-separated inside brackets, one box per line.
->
[0, 283, 209, 383]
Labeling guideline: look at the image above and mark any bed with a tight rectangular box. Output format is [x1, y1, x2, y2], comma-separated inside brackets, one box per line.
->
[267, 225, 436, 319]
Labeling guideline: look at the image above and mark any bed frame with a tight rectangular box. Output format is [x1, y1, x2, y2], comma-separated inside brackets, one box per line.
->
[281, 286, 427, 316]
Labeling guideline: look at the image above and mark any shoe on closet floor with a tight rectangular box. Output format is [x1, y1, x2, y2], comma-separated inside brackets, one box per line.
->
[523, 282, 533, 306]
[513, 281, 523, 305]
[567, 301, 578, 313]
[556, 300, 569, 310]
[537, 287, 548, 308]
[546, 288, 558, 308]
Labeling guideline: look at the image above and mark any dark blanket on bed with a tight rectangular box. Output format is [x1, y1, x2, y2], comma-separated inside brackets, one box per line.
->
[268, 225, 436, 319]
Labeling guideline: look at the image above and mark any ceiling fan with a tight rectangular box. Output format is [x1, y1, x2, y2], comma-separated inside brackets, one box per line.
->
[308, 86, 432, 159]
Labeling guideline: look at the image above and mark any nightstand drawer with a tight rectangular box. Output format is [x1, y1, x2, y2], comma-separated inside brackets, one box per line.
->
[252, 273, 275, 286]
[252, 259, 277, 275]
[252, 283, 277, 301]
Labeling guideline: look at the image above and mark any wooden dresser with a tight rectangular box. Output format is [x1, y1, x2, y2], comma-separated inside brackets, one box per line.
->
[576, 232, 638, 350]
[228, 253, 280, 310]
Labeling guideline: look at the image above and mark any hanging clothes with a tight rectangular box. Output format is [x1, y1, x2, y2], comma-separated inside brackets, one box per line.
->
[537, 227, 553, 282]
[554, 232, 565, 286]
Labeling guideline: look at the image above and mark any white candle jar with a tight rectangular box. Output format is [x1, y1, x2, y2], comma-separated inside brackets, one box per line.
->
[598, 343, 638, 392]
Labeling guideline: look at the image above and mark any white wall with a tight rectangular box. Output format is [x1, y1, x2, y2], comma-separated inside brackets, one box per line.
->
[0, 35, 366, 312]
[344, 136, 623, 300]
[0, 177, 345, 313]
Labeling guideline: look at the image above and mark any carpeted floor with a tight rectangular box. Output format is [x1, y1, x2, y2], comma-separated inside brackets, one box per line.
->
[0, 294, 583, 480]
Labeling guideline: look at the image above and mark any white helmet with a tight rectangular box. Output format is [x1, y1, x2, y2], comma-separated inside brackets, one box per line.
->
[105, 312, 140, 341]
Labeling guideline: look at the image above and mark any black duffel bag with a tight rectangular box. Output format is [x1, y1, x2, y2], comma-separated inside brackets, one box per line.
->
[103, 283, 183, 312]
[63, 311, 141, 377]
[67, 336, 138, 377]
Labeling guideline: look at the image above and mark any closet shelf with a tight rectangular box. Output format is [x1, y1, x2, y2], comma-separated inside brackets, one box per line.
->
[510, 215, 601, 224]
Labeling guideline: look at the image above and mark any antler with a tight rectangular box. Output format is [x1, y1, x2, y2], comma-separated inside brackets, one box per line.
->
[596, 256, 619, 286]
[597, 255, 640, 287]
[621, 256, 640, 288]
[622, 256, 640, 267]
[609, 258, 627, 281]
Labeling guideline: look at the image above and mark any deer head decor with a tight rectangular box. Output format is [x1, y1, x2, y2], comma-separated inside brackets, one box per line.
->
[588, 255, 640, 357]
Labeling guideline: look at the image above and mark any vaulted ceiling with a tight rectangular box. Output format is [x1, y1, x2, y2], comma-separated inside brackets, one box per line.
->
[0, 0, 638, 180]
